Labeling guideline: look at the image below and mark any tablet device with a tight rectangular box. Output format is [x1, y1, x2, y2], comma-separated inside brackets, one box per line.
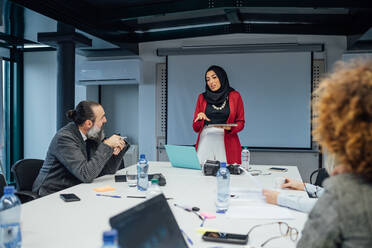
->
[207, 123, 238, 127]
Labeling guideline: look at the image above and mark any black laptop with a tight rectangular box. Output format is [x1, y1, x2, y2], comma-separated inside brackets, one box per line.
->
[109, 194, 189, 248]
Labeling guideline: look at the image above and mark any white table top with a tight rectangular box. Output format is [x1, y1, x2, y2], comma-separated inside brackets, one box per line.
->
[21, 162, 308, 248]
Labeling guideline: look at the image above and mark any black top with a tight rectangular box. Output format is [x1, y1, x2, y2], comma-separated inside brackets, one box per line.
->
[205, 97, 230, 125]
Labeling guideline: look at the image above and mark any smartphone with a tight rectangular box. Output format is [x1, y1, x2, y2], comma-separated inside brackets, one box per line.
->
[60, 193, 81, 202]
[202, 231, 248, 245]
[269, 167, 288, 172]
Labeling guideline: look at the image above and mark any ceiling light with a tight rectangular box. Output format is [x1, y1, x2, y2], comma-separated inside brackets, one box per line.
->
[23, 44, 51, 49]
[135, 22, 230, 34]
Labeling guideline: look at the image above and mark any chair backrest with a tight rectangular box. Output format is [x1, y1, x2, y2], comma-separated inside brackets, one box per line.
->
[0, 173, 6, 198]
[12, 159, 44, 191]
[310, 168, 330, 187]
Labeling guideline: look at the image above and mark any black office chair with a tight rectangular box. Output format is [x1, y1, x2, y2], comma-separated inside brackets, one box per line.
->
[0, 173, 6, 198]
[11, 159, 44, 203]
[310, 168, 329, 187]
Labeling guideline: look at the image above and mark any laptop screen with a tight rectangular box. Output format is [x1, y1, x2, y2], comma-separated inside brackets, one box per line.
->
[164, 145, 201, 170]
[109, 194, 188, 248]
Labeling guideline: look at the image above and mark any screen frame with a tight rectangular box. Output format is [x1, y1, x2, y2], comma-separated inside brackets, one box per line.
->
[165, 52, 314, 150]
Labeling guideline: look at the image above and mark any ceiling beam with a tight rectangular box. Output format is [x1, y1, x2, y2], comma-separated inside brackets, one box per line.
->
[225, 9, 242, 24]
[102, 0, 372, 22]
[9, 0, 138, 54]
[10, 0, 99, 29]
[157, 43, 324, 56]
[102, 13, 353, 35]
[0, 33, 33, 46]
[108, 23, 351, 43]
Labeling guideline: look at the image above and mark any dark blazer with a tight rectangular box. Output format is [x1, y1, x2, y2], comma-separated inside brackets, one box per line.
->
[33, 122, 125, 196]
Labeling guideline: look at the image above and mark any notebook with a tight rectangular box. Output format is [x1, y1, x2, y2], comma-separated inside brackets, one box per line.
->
[164, 145, 201, 170]
[110, 194, 189, 248]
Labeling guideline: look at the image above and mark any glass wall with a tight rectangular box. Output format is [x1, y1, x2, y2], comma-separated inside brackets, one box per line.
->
[0, 59, 4, 175]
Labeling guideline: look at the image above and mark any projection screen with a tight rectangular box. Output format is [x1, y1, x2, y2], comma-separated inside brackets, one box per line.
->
[167, 52, 312, 149]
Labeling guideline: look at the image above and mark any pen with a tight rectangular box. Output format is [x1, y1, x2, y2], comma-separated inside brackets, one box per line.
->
[127, 196, 173, 200]
[174, 203, 192, 211]
[96, 194, 121, 198]
[174, 203, 206, 226]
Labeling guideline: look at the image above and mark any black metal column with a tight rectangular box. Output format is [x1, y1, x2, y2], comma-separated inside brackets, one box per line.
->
[57, 23, 75, 130]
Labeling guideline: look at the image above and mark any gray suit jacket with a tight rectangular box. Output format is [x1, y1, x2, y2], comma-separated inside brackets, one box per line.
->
[33, 122, 125, 196]
[297, 174, 372, 248]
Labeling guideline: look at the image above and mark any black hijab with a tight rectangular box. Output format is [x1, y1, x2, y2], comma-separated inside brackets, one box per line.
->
[203, 65, 234, 105]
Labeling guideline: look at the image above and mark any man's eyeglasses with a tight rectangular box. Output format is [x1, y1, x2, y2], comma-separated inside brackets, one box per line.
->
[247, 221, 299, 247]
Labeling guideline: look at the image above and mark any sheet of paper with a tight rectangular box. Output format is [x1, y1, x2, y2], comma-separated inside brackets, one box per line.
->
[227, 204, 294, 220]
[230, 187, 264, 201]
[238, 167, 263, 189]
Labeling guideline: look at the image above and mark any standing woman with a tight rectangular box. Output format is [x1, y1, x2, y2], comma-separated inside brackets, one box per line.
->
[193, 65, 245, 164]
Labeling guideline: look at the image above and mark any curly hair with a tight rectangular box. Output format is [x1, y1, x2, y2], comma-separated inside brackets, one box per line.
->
[313, 59, 372, 182]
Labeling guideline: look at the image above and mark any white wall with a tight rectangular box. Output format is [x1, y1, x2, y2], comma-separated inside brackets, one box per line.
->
[342, 53, 372, 61]
[24, 52, 88, 159]
[24, 51, 57, 159]
[101, 84, 139, 145]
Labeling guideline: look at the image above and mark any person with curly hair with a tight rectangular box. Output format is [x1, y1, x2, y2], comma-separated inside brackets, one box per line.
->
[297, 59, 372, 248]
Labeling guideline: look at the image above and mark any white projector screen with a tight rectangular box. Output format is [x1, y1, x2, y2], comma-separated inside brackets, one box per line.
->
[167, 52, 312, 149]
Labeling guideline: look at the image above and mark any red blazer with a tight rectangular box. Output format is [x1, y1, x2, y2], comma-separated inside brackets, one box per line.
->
[193, 91, 245, 164]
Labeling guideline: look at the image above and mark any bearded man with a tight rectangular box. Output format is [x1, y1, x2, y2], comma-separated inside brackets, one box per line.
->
[33, 101, 127, 196]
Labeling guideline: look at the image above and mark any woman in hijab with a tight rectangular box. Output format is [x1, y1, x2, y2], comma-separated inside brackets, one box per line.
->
[193, 65, 245, 164]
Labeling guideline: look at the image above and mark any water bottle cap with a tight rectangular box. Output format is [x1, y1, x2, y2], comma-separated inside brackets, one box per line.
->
[140, 154, 146, 159]
[151, 178, 159, 184]
[3, 186, 15, 195]
[220, 162, 227, 168]
[103, 229, 118, 243]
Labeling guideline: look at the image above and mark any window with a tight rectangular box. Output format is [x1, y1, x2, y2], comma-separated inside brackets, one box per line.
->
[0, 59, 5, 175]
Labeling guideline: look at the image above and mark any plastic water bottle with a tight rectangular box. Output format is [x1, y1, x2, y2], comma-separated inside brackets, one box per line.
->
[0, 186, 22, 248]
[137, 154, 149, 191]
[216, 162, 230, 213]
[146, 179, 162, 199]
[241, 146, 251, 170]
[101, 229, 119, 248]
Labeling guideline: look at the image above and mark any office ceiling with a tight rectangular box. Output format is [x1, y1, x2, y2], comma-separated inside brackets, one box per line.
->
[6, 0, 372, 54]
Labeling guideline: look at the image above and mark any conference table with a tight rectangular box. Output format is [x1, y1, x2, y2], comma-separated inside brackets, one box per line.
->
[21, 162, 309, 248]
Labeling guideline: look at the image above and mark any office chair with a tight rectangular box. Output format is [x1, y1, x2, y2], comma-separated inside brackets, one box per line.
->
[310, 168, 329, 187]
[0, 173, 6, 198]
[11, 159, 43, 203]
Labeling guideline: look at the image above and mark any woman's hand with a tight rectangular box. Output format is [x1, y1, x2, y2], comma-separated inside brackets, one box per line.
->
[194, 112, 210, 122]
[281, 177, 305, 191]
[262, 189, 280, 205]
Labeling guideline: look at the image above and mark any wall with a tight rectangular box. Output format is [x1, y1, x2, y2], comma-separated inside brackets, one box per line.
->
[100, 84, 139, 145]
[24, 51, 57, 159]
[23, 52, 86, 159]
[139, 33, 347, 180]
